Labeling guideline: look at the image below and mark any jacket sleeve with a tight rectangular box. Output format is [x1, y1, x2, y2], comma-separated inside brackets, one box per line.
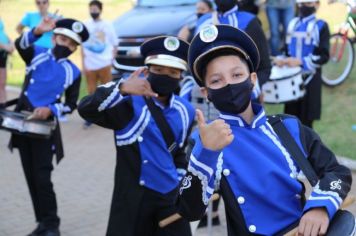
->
[14, 29, 41, 65]
[78, 80, 134, 130]
[177, 135, 223, 221]
[302, 22, 330, 73]
[301, 124, 352, 219]
[174, 123, 195, 180]
[245, 17, 272, 87]
[48, 75, 81, 117]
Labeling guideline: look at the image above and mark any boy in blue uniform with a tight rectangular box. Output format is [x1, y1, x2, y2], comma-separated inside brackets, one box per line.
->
[78, 36, 195, 236]
[11, 17, 89, 236]
[274, 0, 330, 128]
[177, 24, 352, 236]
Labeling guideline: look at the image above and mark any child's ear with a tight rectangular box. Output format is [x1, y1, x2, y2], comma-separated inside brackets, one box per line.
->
[200, 87, 208, 98]
[250, 72, 258, 86]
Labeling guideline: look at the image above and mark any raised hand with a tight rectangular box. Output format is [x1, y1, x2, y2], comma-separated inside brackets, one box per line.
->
[34, 10, 59, 35]
[196, 109, 234, 151]
[297, 207, 329, 236]
[120, 67, 158, 97]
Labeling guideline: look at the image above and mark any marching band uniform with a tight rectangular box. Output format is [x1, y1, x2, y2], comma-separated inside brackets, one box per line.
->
[78, 36, 195, 236]
[177, 25, 351, 235]
[284, 1, 330, 128]
[10, 19, 89, 236]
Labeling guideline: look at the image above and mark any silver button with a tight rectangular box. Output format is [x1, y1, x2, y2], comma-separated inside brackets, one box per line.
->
[56, 94, 60, 99]
[24, 91, 28, 96]
[223, 169, 230, 176]
[295, 194, 301, 199]
[30, 78, 35, 84]
[139, 180, 145, 186]
[237, 196, 245, 204]
[143, 160, 148, 164]
[249, 225, 256, 233]
[138, 136, 143, 142]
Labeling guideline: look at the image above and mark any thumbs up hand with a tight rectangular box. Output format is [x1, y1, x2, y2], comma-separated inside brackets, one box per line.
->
[196, 109, 234, 151]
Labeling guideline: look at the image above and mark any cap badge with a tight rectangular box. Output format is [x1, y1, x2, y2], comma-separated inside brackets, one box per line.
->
[72, 22, 83, 33]
[164, 37, 180, 51]
[200, 25, 218, 43]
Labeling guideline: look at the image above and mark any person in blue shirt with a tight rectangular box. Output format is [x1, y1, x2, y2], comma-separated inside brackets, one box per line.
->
[78, 36, 195, 236]
[177, 24, 352, 236]
[16, 0, 57, 48]
[11, 17, 89, 236]
[0, 18, 14, 107]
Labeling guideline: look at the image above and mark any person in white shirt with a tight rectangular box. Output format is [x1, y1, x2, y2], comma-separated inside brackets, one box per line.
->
[81, 0, 118, 127]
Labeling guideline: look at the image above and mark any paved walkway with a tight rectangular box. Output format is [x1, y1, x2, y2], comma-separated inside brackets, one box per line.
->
[0, 89, 355, 236]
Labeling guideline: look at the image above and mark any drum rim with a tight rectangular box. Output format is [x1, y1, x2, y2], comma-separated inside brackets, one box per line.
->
[269, 67, 303, 81]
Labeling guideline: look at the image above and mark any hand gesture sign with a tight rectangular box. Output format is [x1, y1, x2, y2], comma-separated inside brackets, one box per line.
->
[34, 9, 59, 35]
[120, 67, 158, 97]
[196, 109, 234, 151]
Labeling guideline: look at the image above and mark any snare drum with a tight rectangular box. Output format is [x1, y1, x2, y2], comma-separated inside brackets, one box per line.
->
[0, 109, 56, 139]
[262, 66, 305, 104]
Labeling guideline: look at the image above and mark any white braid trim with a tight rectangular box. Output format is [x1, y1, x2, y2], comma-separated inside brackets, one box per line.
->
[98, 86, 121, 112]
[116, 112, 151, 146]
[214, 153, 224, 190]
[188, 164, 214, 206]
[260, 125, 299, 178]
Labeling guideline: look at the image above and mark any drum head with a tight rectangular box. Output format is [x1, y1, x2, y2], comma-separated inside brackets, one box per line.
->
[270, 66, 302, 80]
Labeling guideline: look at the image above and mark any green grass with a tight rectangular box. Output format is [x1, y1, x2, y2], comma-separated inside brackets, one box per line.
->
[2, 1, 355, 159]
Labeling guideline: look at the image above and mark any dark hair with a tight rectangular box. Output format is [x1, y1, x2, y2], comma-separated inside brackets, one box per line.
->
[89, 0, 102, 10]
[199, 48, 249, 82]
[200, 0, 214, 10]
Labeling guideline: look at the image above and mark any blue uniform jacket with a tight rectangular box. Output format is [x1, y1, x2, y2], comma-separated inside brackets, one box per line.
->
[78, 80, 196, 194]
[178, 104, 351, 235]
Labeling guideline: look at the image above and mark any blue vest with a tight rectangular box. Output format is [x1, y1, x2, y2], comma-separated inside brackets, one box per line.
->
[195, 6, 255, 34]
[287, 14, 326, 71]
[24, 47, 80, 108]
[114, 95, 195, 194]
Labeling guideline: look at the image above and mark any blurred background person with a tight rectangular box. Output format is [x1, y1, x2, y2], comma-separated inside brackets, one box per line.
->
[266, 0, 295, 56]
[237, 0, 261, 14]
[16, 0, 56, 49]
[0, 17, 14, 108]
[81, 0, 118, 128]
[178, 0, 214, 42]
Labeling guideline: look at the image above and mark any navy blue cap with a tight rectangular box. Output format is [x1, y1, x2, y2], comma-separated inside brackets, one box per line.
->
[188, 24, 260, 86]
[54, 18, 89, 44]
[141, 36, 189, 71]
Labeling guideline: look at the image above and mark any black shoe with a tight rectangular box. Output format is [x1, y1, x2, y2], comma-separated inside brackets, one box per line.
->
[40, 228, 60, 236]
[27, 223, 46, 236]
[197, 214, 220, 228]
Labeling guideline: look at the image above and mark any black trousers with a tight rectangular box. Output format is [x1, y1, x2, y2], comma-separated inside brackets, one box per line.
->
[284, 99, 314, 128]
[15, 134, 60, 229]
[107, 186, 192, 236]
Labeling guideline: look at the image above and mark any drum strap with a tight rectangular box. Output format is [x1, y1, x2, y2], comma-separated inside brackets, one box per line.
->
[267, 115, 319, 186]
[5, 98, 19, 108]
[144, 97, 177, 156]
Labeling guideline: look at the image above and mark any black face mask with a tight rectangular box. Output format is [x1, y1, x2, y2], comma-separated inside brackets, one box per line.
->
[215, 0, 236, 13]
[90, 12, 100, 20]
[197, 13, 204, 19]
[52, 45, 73, 59]
[207, 77, 253, 114]
[299, 5, 316, 18]
[147, 72, 180, 96]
